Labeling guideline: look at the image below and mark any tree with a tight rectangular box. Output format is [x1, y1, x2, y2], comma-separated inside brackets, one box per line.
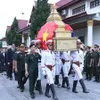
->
[6, 17, 22, 46]
[30, 0, 50, 39]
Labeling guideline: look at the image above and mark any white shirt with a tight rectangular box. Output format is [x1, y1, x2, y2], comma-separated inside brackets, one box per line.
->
[70, 49, 84, 65]
[55, 52, 61, 60]
[62, 51, 70, 61]
[36, 48, 42, 63]
[41, 49, 56, 67]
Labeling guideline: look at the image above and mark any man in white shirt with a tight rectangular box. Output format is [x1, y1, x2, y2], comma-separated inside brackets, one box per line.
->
[54, 51, 62, 87]
[61, 51, 71, 89]
[70, 39, 89, 93]
[41, 39, 59, 100]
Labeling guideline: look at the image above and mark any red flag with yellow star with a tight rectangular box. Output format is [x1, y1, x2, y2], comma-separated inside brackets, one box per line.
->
[37, 22, 58, 49]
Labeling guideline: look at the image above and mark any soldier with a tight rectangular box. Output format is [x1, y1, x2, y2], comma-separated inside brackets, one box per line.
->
[93, 44, 100, 82]
[25, 42, 41, 99]
[41, 39, 59, 100]
[85, 46, 93, 80]
[71, 39, 89, 93]
[61, 51, 71, 89]
[14, 43, 26, 92]
[13, 46, 20, 81]
[35, 39, 43, 94]
[54, 51, 62, 87]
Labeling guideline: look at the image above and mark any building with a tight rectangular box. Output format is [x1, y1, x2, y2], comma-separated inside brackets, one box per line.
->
[0, 37, 7, 48]
[57, 0, 100, 46]
[5, 19, 29, 46]
[19, 25, 30, 47]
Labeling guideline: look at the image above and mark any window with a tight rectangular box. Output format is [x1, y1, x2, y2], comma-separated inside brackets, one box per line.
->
[62, 9, 68, 16]
[90, 0, 100, 8]
[72, 5, 85, 15]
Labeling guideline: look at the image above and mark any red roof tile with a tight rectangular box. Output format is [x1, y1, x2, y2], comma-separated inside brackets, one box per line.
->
[6, 19, 28, 34]
[56, 0, 73, 9]
[18, 20, 28, 29]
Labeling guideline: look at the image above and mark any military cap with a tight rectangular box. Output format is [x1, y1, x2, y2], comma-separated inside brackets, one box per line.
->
[46, 39, 53, 45]
[20, 43, 25, 47]
[87, 46, 91, 49]
[77, 39, 82, 44]
[94, 44, 99, 48]
[29, 43, 35, 48]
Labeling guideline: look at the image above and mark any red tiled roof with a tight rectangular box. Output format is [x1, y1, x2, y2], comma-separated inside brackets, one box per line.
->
[56, 0, 82, 10]
[6, 19, 28, 34]
[56, 0, 73, 9]
[18, 20, 28, 29]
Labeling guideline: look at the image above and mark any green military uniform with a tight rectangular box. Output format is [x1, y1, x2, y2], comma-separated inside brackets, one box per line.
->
[13, 51, 19, 80]
[93, 51, 99, 82]
[14, 51, 26, 91]
[85, 51, 93, 80]
[25, 52, 41, 96]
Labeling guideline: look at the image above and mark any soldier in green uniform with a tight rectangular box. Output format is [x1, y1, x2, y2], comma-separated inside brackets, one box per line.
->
[93, 44, 99, 82]
[13, 46, 20, 81]
[25, 42, 41, 99]
[14, 43, 26, 92]
[85, 46, 93, 80]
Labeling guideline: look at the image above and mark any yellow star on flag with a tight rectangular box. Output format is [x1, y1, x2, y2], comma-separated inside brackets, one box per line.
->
[43, 29, 49, 42]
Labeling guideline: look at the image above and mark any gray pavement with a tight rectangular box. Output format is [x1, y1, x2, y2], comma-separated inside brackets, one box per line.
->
[0, 73, 100, 100]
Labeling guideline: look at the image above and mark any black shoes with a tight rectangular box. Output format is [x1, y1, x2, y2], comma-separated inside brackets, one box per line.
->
[79, 79, 89, 93]
[50, 84, 59, 100]
[17, 86, 20, 88]
[31, 93, 35, 99]
[36, 80, 43, 94]
[72, 81, 78, 93]
[10, 78, 12, 80]
[20, 88, 24, 92]
[64, 77, 70, 90]
[45, 84, 51, 98]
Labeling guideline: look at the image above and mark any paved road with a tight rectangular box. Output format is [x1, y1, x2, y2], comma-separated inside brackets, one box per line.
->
[0, 73, 100, 100]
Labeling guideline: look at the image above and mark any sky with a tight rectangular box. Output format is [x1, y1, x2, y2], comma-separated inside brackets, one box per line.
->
[0, 0, 60, 39]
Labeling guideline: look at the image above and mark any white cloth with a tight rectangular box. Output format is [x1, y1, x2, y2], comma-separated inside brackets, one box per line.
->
[55, 52, 62, 75]
[70, 50, 83, 80]
[36, 48, 43, 80]
[62, 51, 71, 77]
[78, 49, 84, 72]
[41, 49, 56, 84]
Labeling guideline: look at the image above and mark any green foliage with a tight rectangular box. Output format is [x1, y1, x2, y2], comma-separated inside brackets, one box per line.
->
[6, 17, 22, 46]
[30, 0, 50, 39]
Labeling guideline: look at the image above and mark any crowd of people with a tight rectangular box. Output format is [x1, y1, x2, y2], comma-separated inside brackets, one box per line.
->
[0, 39, 100, 100]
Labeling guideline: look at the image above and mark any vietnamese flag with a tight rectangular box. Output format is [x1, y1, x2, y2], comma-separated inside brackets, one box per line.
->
[65, 24, 73, 31]
[37, 22, 58, 50]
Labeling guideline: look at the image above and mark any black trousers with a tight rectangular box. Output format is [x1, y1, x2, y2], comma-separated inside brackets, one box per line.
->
[7, 63, 12, 78]
[17, 71, 25, 89]
[95, 67, 100, 82]
[86, 66, 93, 80]
[29, 68, 38, 95]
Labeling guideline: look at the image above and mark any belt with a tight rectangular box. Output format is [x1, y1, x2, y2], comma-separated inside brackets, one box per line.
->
[45, 65, 53, 71]
[72, 61, 80, 67]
